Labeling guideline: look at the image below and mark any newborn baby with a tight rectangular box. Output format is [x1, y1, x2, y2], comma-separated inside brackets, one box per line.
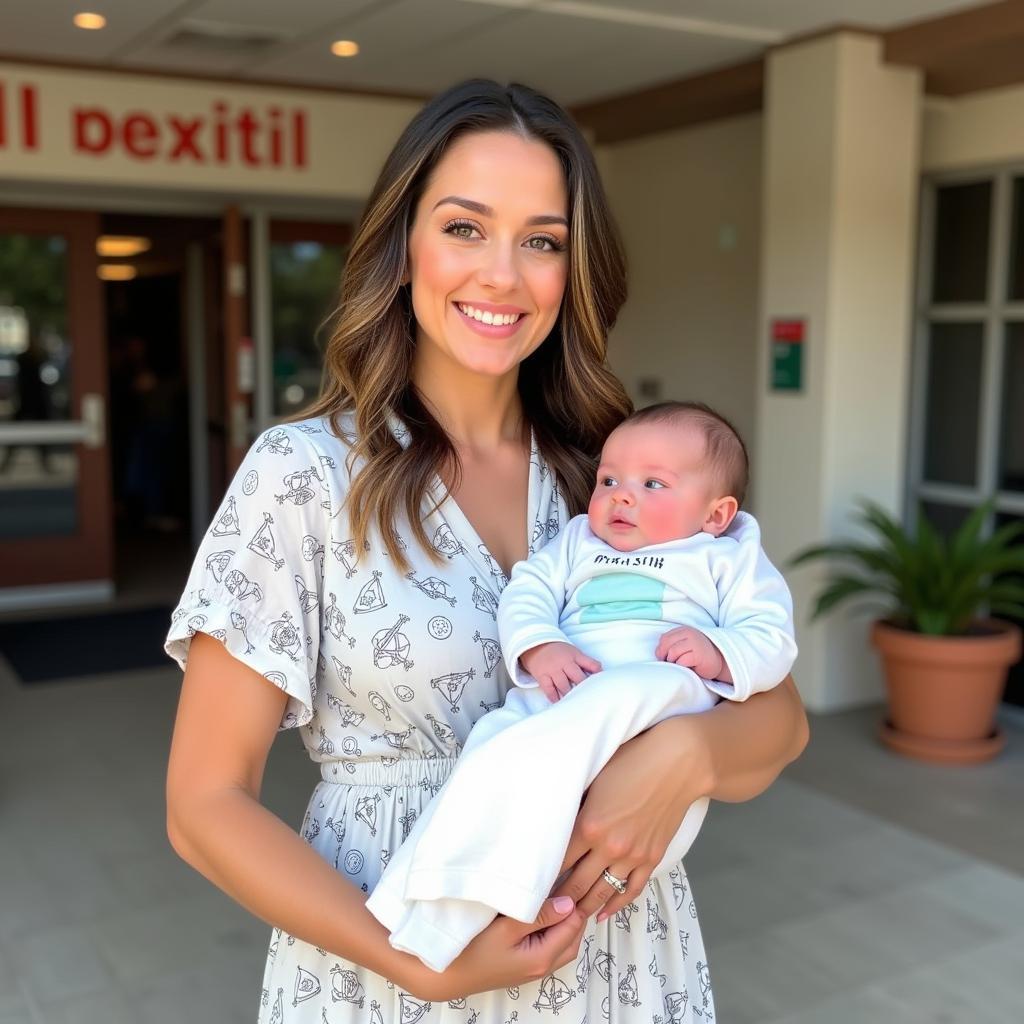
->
[367, 401, 798, 972]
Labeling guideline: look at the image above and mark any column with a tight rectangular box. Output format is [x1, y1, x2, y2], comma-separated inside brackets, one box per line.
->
[757, 32, 922, 710]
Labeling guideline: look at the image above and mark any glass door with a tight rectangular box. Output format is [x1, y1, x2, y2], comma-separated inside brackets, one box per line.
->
[0, 207, 112, 597]
[250, 218, 350, 429]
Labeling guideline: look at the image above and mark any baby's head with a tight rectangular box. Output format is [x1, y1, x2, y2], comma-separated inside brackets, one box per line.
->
[588, 401, 748, 552]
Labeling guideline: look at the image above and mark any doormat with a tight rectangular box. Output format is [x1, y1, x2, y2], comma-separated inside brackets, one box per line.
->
[0, 606, 173, 684]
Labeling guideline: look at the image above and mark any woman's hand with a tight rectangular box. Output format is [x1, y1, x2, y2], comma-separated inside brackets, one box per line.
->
[401, 897, 587, 1001]
[551, 719, 712, 923]
[551, 677, 808, 923]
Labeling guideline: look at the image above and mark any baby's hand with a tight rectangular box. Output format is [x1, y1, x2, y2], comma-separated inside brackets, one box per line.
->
[519, 642, 601, 702]
[656, 626, 725, 679]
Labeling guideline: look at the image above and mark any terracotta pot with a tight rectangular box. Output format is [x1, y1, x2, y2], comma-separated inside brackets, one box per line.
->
[870, 618, 1022, 764]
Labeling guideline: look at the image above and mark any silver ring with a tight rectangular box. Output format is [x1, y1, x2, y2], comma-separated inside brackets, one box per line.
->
[602, 868, 628, 894]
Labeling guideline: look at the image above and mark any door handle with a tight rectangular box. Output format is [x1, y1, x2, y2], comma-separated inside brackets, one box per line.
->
[80, 392, 105, 449]
[0, 392, 105, 448]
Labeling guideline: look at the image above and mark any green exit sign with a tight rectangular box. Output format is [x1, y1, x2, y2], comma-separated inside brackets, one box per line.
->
[771, 318, 805, 391]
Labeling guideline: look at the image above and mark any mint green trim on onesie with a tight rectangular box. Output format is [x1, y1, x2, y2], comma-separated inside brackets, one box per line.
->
[577, 571, 667, 623]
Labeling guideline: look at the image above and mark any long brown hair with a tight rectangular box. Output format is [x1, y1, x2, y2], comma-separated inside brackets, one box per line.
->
[304, 79, 632, 572]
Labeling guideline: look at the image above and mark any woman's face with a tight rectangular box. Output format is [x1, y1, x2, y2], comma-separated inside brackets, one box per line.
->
[406, 130, 570, 381]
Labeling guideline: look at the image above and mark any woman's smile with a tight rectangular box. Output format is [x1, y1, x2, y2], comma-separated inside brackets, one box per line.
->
[453, 301, 528, 338]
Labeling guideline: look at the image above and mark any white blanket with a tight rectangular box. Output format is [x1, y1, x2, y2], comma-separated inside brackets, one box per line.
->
[365, 655, 716, 973]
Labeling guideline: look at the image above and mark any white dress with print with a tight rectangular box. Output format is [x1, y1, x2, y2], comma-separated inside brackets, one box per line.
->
[165, 415, 716, 1024]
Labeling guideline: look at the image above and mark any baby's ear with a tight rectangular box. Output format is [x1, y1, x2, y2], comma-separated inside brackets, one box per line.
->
[705, 497, 739, 536]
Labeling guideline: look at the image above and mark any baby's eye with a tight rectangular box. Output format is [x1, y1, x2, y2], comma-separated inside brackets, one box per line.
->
[644, 479, 666, 489]
[599, 476, 617, 487]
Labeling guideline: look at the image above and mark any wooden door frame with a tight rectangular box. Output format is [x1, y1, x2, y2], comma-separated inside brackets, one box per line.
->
[0, 206, 112, 588]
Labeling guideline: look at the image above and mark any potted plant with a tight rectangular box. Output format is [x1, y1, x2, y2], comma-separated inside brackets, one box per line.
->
[790, 499, 1024, 763]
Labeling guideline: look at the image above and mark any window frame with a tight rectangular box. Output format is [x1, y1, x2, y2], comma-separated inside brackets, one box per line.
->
[907, 164, 1024, 533]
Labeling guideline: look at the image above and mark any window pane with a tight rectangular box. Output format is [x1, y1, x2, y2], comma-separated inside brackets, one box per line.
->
[919, 501, 973, 540]
[999, 323, 1024, 493]
[994, 512, 1024, 708]
[0, 232, 78, 538]
[271, 240, 345, 416]
[1009, 178, 1024, 301]
[922, 322, 983, 486]
[931, 181, 991, 303]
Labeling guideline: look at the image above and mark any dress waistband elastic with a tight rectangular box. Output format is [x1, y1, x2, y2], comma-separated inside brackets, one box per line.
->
[319, 757, 456, 788]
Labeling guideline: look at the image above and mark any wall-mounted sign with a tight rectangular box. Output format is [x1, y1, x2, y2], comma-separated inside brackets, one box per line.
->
[770, 317, 805, 392]
[0, 61, 420, 200]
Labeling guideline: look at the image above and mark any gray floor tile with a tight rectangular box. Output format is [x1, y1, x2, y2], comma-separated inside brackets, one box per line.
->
[872, 932, 1024, 1023]
[0, 987, 38, 1024]
[706, 928, 841, 1022]
[765, 986, 929, 1024]
[129, 958, 262, 1024]
[0, 1004, 36, 1024]
[787, 706, 1024, 874]
[775, 875, 1003, 990]
[910, 862, 1024, 935]
[37, 988, 137, 1024]
[12, 923, 114, 1005]
[91, 895, 268, 990]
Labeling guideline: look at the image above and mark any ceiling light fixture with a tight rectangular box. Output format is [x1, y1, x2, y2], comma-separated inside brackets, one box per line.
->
[330, 40, 360, 57]
[96, 236, 151, 258]
[97, 264, 138, 281]
[73, 12, 107, 30]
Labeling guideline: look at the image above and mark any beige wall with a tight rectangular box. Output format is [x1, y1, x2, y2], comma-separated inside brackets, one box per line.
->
[599, 114, 763, 498]
[923, 82, 1024, 172]
[758, 34, 921, 711]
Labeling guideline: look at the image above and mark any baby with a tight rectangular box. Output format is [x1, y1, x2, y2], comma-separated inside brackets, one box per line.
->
[366, 401, 798, 972]
[508, 400, 791, 705]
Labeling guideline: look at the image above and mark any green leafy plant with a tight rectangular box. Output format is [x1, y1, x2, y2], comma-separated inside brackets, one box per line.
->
[789, 499, 1024, 636]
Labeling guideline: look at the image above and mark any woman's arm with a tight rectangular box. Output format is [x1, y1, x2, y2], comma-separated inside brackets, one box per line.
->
[167, 633, 586, 1001]
[553, 675, 808, 919]
[681, 674, 809, 803]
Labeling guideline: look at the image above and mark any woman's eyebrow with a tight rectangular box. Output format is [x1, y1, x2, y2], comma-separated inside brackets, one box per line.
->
[432, 195, 568, 227]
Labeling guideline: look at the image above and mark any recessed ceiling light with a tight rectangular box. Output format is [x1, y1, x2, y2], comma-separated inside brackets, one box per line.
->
[330, 39, 359, 57]
[73, 12, 107, 30]
[96, 236, 151, 258]
[97, 264, 137, 281]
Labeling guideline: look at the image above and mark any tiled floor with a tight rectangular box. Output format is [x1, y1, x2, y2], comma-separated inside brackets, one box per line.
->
[1, 658, 1022, 1023]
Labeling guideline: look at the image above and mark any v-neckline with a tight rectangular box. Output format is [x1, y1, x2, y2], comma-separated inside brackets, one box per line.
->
[429, 428, 539, 587]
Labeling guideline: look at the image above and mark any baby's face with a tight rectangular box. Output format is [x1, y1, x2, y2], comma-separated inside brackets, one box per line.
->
[588, 421, 720, 552]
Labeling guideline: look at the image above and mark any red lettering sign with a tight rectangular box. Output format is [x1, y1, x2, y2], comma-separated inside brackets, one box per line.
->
[0, 83, 39, 151]
[122, 113, 158, 159]
[74, 107, 114, 153]
[21, 84, 38, 150]
[771, 319, 805, 344]
[168, 115, 203, 162]
[2, 79, 311, 171]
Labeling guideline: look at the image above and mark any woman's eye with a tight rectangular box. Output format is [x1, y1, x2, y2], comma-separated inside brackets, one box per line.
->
[526, 235, 564, 252]
[443, 219, 479, 240]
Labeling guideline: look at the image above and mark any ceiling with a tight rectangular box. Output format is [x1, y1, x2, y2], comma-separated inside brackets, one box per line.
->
[0, 0, 994, 107]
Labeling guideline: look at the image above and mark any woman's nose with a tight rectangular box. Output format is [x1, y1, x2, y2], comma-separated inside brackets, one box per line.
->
[476, 241, 520, 292]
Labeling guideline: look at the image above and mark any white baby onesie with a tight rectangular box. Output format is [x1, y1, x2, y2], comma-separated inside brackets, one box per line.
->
[366, 511, 797, 972]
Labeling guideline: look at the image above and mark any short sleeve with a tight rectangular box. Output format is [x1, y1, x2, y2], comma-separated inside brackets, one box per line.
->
[165, 424, 335, 730]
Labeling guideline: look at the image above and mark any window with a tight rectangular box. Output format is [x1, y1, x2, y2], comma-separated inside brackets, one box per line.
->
[910, 169, 1024, 704]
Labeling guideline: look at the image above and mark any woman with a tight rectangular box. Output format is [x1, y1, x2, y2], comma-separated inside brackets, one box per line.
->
[165, 79, 808, 1022]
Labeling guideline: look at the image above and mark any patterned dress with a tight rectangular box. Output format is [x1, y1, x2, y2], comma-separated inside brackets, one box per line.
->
[165, 414, 716, 1024]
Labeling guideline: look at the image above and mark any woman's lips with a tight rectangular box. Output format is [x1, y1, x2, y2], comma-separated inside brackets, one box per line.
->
[453, 303, 527, 338]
